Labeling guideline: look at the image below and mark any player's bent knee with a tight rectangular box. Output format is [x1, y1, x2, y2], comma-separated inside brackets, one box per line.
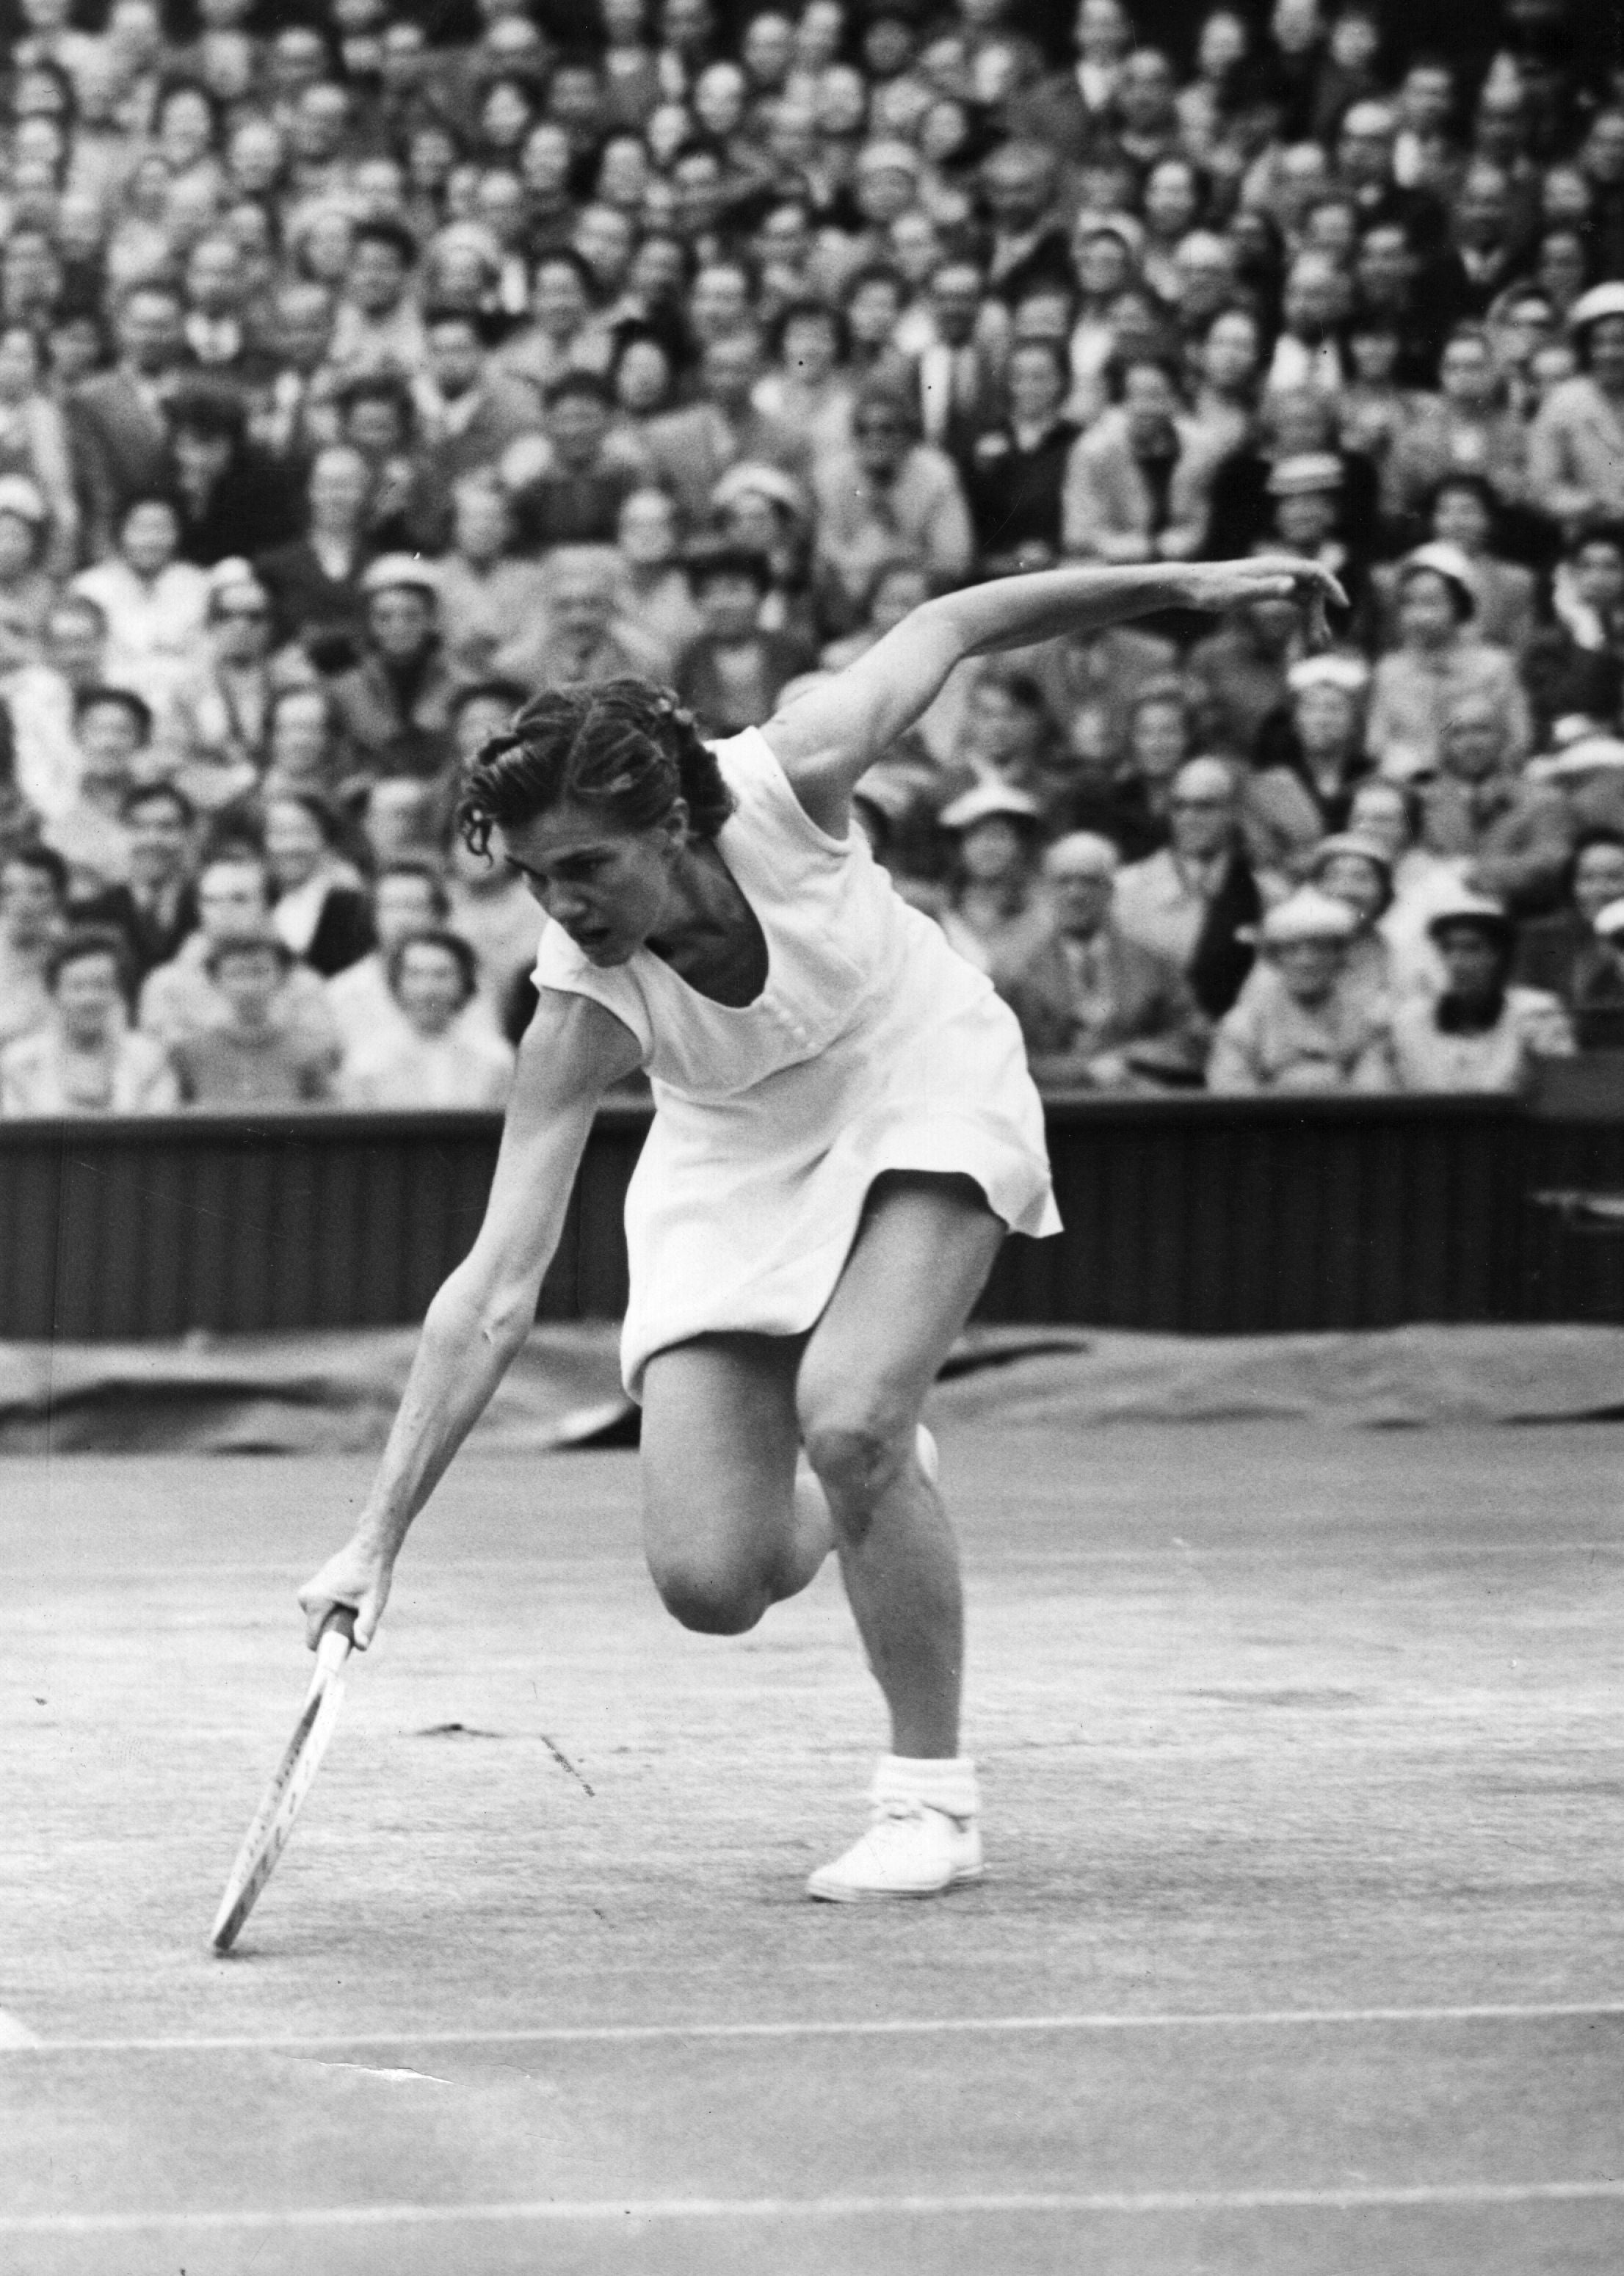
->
[801, 1410, 912, 1513]
[649, 1554, 771, 1636]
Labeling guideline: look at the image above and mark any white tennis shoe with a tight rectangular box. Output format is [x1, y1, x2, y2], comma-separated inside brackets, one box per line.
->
[807, 1794, 983, 1902]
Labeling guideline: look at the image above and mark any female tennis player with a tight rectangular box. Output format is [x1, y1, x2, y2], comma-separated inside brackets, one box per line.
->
[300, 555, 1343, 1901]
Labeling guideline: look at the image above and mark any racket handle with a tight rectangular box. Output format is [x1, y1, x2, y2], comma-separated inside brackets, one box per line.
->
[316, 1605, 358, 1673]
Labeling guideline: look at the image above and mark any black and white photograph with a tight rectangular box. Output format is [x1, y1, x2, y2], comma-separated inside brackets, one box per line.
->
[2, 0, 1621, 2266]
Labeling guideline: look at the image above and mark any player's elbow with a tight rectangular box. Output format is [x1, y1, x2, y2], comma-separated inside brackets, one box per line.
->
[430, 1264, 540, 1360]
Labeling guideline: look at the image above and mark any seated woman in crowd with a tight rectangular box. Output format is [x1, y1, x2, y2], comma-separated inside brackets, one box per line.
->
[1365, 543, 1531, 780]
[338, 928, 514, 1109]
[1248, 651, 1374, 871]
[1380, 893, 1575, 1092]
[933, 779, 1054, 987]
[0, 475, 62, 670]
[958, 337, 1079, 575]
[1528, 283, 1624, 536]
[172, 930, 337, 1107]
[1207, 887, 1391, 1095]
[0, 927, 177, 1115]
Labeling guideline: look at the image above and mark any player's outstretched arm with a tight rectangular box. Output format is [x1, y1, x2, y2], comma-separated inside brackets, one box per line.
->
[297, 991, 642, 1649]
[764, 557, 1346, 832]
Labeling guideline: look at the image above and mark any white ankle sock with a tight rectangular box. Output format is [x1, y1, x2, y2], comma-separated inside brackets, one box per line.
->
[872, 1753, 979, 1821]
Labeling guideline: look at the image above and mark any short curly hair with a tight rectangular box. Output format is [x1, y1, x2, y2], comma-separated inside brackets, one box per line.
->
[457, 679, 735, 855]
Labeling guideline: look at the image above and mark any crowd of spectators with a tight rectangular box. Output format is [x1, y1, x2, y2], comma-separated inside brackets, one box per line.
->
[1, 0, 1624, 1111]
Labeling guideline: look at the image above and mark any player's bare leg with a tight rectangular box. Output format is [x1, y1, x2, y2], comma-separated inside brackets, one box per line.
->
[639, 1333, 828, 1631]
[795, 1171, 1005, 1899]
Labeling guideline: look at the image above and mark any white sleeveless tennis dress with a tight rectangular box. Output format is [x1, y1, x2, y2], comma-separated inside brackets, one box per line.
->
[532, 727, 1061, 1397]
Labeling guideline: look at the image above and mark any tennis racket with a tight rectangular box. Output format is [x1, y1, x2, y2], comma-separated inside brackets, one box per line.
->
[210, 1607, 357, 1954]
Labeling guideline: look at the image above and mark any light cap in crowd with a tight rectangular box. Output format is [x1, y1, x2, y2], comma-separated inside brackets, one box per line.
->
[1308, 830, 1393, 883]
[0, 474, 48, 525]
[1288, 652, 1370, 695]
[1568, 282, 1624, 333]
[1045, 830, 1119, 879]
[1398, 540, 1479, 617]
[1341, 100, 1396, 137]
[1255, 887, 1358, 947]
[855, 138, 923, 178]
[1424, 888, 1515, 942]
[711, 461, 808, 519]
[209, 556, 267, 606]
[1526, 733, 1624, 780]
[362, 554, 441, 601]
[1267, 452, 1343, 496]
[1593, 897, 1624, 941]
[938, 781, 1043, 832]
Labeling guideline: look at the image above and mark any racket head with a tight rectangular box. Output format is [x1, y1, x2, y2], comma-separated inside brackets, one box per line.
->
[210, 1608, 356, 1954]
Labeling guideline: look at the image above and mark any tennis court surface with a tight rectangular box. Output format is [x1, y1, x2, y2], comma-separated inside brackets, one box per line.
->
[4, 1416, 1621, 2275]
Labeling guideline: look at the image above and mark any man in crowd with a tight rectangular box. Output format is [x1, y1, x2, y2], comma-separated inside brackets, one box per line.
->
[1001, 831, 1208, 1089]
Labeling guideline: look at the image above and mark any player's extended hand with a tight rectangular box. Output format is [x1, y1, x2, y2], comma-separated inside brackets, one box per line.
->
[1185, 556, 1348, 645]
[298, 1535, 393, 1652]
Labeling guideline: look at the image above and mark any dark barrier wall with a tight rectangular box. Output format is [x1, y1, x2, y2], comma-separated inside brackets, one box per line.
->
[0, 1092, 1620, 1341]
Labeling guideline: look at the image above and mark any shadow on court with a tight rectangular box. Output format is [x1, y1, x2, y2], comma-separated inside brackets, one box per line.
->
[2, 1420, 1621, 2275]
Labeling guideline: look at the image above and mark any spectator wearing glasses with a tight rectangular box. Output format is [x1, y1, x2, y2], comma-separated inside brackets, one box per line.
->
[170, 560, 311, 813]
[1, 927, 178, 1116]
[812, 377, 974, 632]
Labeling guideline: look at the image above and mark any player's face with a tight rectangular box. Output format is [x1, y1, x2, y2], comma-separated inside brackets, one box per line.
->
[499, 800, 685, 964]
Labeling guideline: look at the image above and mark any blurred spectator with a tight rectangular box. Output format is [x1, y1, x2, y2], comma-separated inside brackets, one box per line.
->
[1062, 355, 1219, 565]
[0, 475, 62, 669]
[339, 929, 514, 1106]
[0, 328, 78, 578]
[44, 686, 153, 898]
[1300, 829, 1397, 1012]
[959, 338, 1079, 573]
[165, 379, 303, 566]
[67, 279, 188, 557]
[505, 543, 664, 691]
[172, 931, 337, 1106]
[264, 793, 374, 976]
[170, 561, 311, 813]
[612, 487, 705, 677]
[1251, 654, 1374, 869]
[70, 496, 211, 732]
[255, 446, 374, 670]
[327, 859, 484, 1061]
[329, 557, 460, 785]
[140, 849, 338, 1063]
[811, 377, 973, 630]
[5, 593, 109, 824]
[1208, 888, 1389, 1092]
[675, 544, 813, 736]
[0, 843, 65, 1048]
[1416, 692, 1574, 913]
[1001, 830, 1208, 1090]
[1380, 892, 1575, 1090]
[1, 928, 178, 1115]
[1114, 756, 1265, 1021]
[435, 479, 551, 681]
[641, 329, 809, 524]
[1366, 545, 1531, 778]
[1528, 283, 1624, 534]
[72, 781, 197, 987]
[1515, 830, 1624, 1043]
[935, 781, 1054, 986]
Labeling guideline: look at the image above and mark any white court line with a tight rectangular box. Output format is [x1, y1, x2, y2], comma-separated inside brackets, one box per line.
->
[3, 2182, 1623, 2235]
[15, 1999, 1624, 2056]
[0, 2012, 39, 2048]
